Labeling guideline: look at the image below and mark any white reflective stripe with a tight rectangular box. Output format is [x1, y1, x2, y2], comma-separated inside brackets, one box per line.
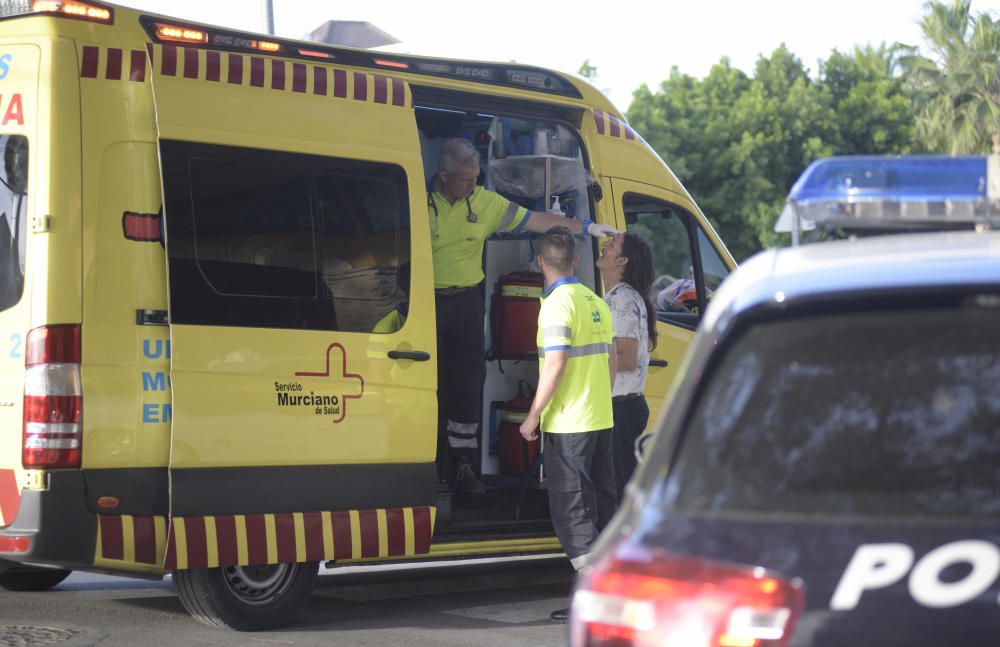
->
[447, 420, 479, 448]
[24, 364, 82, 396]
[448, 435, 479, 448]
[542, 326, 572, 339]
[498, 202, 521, 231]
[567, 342, 610, 358]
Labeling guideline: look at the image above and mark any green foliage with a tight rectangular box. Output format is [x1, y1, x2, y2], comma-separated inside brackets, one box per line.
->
[897, 0, 1000, 154]
[627, 44, 916, 260]
[578, 59, 598, 82]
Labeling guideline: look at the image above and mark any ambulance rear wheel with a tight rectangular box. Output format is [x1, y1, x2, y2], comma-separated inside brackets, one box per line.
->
[174, 561, 318, 630]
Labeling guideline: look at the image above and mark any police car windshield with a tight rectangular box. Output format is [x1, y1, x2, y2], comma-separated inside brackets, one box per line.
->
[663, 305, 1000, 520]
[0, 135, 27, 312]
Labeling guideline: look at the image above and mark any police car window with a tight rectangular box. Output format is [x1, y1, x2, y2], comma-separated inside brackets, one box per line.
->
[160, 141, 410, 332]
[0, 135, 27, 312]
[663, 307, 1000, 519]
[623, 194, 695, 314]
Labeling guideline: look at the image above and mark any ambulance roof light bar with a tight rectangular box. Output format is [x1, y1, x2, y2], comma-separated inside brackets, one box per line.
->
[138, 17, 582, 99]
[34, 0, 111, 23]
[775, 155, 1000, 244]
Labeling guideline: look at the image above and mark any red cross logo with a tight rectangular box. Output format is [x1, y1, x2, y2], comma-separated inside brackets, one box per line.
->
[295, 343, 365, 423]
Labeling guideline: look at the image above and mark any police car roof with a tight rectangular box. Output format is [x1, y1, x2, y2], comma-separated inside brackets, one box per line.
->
[703, 231, 1000, 333]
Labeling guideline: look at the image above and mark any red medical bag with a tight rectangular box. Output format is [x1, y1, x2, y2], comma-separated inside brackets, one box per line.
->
[498, 381, 541, 476]
[489, 271, 543, 358]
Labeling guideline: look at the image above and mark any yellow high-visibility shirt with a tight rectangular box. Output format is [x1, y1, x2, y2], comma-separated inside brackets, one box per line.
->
[537, 277, 613, 434]
[429, 185, 529, 288]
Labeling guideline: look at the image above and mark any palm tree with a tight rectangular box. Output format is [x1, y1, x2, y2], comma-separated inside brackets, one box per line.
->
[898, 0, 1000, 154]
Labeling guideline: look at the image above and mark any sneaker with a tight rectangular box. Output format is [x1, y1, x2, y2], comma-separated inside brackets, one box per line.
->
[549, 607, 570, 623]
[455, 463, 485, 495]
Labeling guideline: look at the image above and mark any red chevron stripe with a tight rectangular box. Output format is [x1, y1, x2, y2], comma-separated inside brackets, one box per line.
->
[303, 511, 325, 562]
[133, 515, 157, 564]
[100, 515, 124, 560]
[105, 48, 122, 80]
[206, 50, 220, 82]
[183, 516, 208, 569]
[81, 46, 99, 78]
[215, 515, 238, 566]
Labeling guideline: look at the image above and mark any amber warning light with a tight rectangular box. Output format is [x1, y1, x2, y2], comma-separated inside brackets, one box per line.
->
[154, 22, 208, 44]
[32, 0, 112, 22]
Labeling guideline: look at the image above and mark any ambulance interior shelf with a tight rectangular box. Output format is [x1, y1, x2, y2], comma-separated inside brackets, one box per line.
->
[487, 117, 592, 220]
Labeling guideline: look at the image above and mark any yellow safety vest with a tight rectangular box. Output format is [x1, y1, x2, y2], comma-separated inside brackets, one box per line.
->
[536, 277, 613, 433]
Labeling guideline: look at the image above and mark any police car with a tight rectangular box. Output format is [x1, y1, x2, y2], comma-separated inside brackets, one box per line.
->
[568, 157, 1000, 646]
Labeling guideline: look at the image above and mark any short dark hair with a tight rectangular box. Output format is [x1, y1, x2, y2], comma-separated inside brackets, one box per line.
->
[539, 226, 576, 274]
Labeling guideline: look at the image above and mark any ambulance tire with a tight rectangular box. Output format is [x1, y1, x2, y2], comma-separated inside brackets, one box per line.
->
[174, 561, 319, 631]
[0, 566, 72, 591]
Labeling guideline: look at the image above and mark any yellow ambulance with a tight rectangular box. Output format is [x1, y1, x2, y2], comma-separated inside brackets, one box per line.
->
[0, 0, 735, 629]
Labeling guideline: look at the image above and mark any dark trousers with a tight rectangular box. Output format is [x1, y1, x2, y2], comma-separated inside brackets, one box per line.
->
[435, 286, 485, 476]
[543, 429, 616, 562]
[612, 395, 650, 502]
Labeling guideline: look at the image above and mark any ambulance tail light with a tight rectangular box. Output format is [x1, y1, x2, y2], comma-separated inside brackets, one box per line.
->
[570, 546, 804, 647]
[22, 325, 82, 469]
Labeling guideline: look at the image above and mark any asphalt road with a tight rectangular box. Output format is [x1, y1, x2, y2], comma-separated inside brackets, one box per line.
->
[0, 555, 577, 646]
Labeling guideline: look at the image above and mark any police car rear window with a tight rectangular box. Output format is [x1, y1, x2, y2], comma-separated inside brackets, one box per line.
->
[664, 306, 1000, 519]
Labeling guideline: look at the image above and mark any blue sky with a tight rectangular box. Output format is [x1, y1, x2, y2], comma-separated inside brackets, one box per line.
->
[116, 0, 1000, 112]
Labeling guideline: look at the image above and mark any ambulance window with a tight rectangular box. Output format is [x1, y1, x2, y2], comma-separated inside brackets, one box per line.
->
[697, 228, 730, 293]
[0, 135, 27, 312]
[623, 194, 697, 315]
[161, 141, 410, 332]
[315, 170, 410, 332]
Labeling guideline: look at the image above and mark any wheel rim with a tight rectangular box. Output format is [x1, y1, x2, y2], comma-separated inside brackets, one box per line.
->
[221, 563, 297, 606]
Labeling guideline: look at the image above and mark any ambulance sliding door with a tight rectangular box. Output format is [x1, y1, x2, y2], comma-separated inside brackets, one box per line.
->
[608, 178, 731, 419]
[149, 45, 437, 519]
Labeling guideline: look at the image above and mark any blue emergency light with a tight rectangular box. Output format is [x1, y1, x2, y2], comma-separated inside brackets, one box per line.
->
[775, 155, 1000, 244]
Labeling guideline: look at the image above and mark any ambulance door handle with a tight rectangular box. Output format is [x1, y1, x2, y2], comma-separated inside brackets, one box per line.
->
[649, 359, 668, 368]
[388, 350, 431, 361]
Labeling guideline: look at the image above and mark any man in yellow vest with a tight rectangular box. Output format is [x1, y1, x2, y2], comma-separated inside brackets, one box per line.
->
[430, 139, 617, 493]
[519, 226, 616, 622]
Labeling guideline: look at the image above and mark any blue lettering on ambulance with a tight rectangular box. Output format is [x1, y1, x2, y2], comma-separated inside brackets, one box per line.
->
[143, 339, 171, 360]
[142, 371, 169, 391]
[0, 55, 12, 81]
[143, 403, 172, 423]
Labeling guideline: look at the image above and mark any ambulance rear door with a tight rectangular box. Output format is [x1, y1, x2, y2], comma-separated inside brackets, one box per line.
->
[148, 44, 437, 523]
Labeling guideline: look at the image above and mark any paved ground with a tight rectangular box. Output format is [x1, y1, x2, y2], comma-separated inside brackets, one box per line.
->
[0, 555, 577, 646]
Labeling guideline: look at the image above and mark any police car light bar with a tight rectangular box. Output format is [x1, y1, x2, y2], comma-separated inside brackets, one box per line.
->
[775, 155, 1000, 243]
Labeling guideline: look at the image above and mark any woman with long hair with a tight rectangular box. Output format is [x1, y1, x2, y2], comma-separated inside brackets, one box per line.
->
[596, 231, 657, 502]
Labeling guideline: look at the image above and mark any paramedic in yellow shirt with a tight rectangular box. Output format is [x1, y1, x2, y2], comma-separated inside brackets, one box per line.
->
[519, 226, 616, 622]
[429, 138, 617, 493]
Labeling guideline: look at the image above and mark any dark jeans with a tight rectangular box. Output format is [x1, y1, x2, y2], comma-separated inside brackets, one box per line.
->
[612, 395, 649, 502]
[543, 429, 616, 561]
[435, 286, 485, 475]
